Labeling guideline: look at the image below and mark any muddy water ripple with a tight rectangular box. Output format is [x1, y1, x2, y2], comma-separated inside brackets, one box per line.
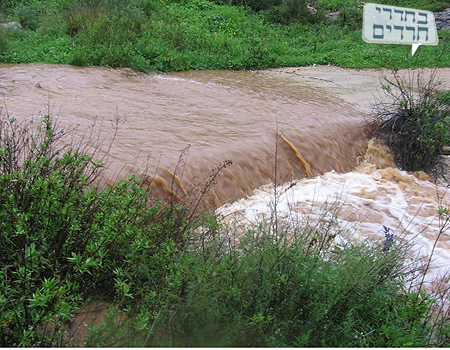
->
[0, 64, 367, 207]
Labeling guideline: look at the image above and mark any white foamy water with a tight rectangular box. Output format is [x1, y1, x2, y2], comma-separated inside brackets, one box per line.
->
[218, 158, 450, 287]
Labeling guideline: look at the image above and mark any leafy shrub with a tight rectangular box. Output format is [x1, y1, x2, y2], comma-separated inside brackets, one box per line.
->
[335, 5, 363, 30]
[0, 0, 33, 15]
[133, 0, 159, 15]
[210, 0, 315, 24]
[263, 0, 313, 25]
[15, 3, 43, 31]
[0, 27, 8, 53]
[223, 0, 280, 12]
[0, 114, 196, 346]
[64, 1, 102, 37]
[368, 69, 450, 175]
[86, 211, 444, 347]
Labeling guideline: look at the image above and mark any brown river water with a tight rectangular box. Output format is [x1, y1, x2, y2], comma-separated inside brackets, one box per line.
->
[2, 64, 450, 342]
[1, 65, 450, 283]
[0, 64, 367, 208]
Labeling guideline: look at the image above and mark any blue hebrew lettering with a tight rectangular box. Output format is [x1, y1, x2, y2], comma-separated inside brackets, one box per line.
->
[382, 7, 392, 21]
[386, 24, 392, 33]
[373, 24, 384, 39]
[405, 26, 415, 40]
[405, 10, 415, 23]
[375, 6, 381, 14]
[417, 12, 428, 25]
[417, 26, 429, 41]
[394, 25, 404, 40]
[394, 9, 404, 21]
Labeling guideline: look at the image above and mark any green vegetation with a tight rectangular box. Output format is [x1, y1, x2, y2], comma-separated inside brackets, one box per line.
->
[0, 113, 449, 346]
[0, 0, 448, 72]
[369, 69, 450, 175]
[1, 0, 450, 347]
[0, 115, 200, 346]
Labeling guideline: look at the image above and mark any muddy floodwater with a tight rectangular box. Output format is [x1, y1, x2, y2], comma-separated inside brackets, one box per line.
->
[1, 64, 450, 290]
[0, 64, 368, 207]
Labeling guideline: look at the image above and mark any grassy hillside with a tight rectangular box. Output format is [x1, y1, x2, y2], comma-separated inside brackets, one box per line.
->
[0, 0, 449, 72]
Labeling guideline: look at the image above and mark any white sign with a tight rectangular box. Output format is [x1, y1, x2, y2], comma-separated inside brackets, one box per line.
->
[362, 3, 438, 55]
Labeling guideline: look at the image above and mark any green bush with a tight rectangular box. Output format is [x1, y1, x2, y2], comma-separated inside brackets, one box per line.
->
[369, 69, 450, 174]
[263, 0, 314, 25]
[220, 0, 280, 12]
[15, 3, 43, 31]
[335, 5, 363, 30]
[0, 27, 8, 53]
[212, 0, 318, 24]
[0, 114, 196, 346]
[86, 214, 446, 347]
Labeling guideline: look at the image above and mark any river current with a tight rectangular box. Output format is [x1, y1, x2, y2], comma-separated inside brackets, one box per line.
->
[0, 64, 367, 206]
[1, 64, 449, 290]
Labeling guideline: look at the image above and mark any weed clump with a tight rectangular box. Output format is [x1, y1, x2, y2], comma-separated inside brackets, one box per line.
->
[368, 69, 450, 176]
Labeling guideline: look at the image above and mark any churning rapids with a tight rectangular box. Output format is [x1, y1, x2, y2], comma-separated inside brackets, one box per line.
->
[1, 64, 450, 289]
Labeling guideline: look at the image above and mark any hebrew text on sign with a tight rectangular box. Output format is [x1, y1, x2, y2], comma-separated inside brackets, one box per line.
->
[362, 3, 438, 46]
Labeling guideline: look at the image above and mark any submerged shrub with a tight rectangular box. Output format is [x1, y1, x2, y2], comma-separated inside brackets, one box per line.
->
[368, 69, 450, 175]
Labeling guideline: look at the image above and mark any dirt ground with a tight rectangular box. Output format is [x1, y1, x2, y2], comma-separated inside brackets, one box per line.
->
[257, 66, 450, 114]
